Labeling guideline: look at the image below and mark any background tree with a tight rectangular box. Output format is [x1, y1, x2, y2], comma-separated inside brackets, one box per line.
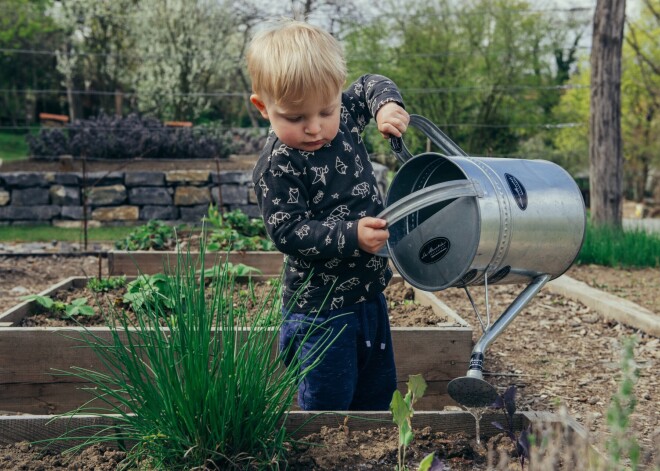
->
[590, 0, 626, 227]
[343, 0, 586, 160]
[50, 0, 137, 120]
[622, 0, 660, 202]
[128, 0, 247, 122]
[0, 0, 62, 126]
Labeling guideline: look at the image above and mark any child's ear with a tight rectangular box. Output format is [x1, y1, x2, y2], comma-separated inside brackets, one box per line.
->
[250, 94, 270, 120]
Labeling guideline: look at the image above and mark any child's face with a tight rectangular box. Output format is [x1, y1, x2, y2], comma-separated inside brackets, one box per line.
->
[250, 92, 341, 152]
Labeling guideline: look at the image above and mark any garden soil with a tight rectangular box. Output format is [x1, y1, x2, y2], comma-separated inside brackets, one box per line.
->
[0, 256, 658, 469]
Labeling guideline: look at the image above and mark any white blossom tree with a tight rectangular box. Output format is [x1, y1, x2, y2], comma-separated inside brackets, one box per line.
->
[129, 0, 246, 121]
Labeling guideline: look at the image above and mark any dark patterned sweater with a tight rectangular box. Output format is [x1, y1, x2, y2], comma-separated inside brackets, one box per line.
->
[252, 74, 405, 313]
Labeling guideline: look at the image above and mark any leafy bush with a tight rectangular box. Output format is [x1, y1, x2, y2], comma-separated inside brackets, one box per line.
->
[27, 113, 235, 160]
[205, 206, 275, 251]
[114, 220, 182, 251]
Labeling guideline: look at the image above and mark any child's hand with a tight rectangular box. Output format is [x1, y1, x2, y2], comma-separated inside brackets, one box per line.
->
[376, 102, 409, 139]
[358, 217, 389, 254]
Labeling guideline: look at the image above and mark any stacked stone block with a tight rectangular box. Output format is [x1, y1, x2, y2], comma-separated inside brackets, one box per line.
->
[0, 169, 259, 226]
[0, 163, 388, 226]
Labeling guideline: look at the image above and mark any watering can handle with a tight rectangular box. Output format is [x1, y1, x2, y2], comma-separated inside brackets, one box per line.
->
[374, 179, 482, 258]
[376, 179, 482, 226]
[390, 114, 469, 164]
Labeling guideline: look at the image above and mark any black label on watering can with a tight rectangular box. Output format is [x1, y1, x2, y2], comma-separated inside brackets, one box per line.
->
[419, 237, 450, 264]
[505, 173, 528, 210]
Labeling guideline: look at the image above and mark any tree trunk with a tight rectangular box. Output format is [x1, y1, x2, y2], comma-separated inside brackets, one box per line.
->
[589, 0, 626, 228]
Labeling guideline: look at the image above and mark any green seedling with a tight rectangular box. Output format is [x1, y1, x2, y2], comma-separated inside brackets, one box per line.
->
[20, 294, 60, 310]
[20, 294, 94, 318]
[64, 298, 95, 317]
[390, 374, 442, 471]
[87, 276, 127, 292]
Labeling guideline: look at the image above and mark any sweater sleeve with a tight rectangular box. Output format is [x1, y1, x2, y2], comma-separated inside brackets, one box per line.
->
[343, 74, 405, 134]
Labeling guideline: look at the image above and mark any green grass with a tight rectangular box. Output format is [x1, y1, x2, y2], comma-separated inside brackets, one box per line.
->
[577, 220, 660, 268]
[0, 225, 137, 243]
[0, 131, 30, 162]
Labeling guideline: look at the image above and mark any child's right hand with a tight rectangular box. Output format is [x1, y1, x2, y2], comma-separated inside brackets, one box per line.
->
[357, 217, 389, 254]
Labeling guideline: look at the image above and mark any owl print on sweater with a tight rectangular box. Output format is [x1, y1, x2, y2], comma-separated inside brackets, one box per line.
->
[252, 74, 405, 313]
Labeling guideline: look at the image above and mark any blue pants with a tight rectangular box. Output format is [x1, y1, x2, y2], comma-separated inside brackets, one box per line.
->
[279, 292, 397, 411]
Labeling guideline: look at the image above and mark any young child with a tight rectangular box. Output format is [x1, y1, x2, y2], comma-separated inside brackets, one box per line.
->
[247, 18, 409, 411]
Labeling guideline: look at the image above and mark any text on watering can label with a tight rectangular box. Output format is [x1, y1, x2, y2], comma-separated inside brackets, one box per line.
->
[419, 237, 451, 264]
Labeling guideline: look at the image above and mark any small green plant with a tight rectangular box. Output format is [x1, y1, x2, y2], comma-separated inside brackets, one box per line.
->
[64, 298, 96, 317]
[205, 205, 275, 251]
[20, 294, 95, 318]
[114, 220, 182, 251]
[122, 273, 174, 312]
[87, 276, 126, 292]
[605, 336, 641, 470]
[390, 374, 442, 471]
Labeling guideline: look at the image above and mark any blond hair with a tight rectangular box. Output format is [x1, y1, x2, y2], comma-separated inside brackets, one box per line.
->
[246, 19, 347, 105]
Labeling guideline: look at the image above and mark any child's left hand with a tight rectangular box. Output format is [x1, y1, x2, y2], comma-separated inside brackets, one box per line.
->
[376, 102, 409, 139]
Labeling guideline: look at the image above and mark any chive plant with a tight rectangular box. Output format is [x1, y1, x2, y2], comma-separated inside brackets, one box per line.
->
[51, 244, 334, 469]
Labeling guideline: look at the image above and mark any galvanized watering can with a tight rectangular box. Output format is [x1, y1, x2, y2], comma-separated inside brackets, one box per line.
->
[378, 114, 586, 407]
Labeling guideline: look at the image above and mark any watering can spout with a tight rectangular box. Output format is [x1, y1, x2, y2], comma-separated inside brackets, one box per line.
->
[447, 274, 551, 408]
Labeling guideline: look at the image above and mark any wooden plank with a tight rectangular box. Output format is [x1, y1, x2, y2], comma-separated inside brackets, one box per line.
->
[0, 328, 471, 384]
[0, 383, 118, 415]
[0, 326, 471, 413]
[108, 251, 285, 276]
[0, 410, 578, 453]
[547, 275, 660, 337]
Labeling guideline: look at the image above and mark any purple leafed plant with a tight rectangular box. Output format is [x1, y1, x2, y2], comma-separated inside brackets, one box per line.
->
[490, 385, 530, 469]
[27, 113, 235, 160]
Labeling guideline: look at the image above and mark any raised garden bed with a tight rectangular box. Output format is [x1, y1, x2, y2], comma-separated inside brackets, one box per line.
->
[0, 410, 591, 470]
[0, 276, 472, 414]
[108, 250, 285, 277]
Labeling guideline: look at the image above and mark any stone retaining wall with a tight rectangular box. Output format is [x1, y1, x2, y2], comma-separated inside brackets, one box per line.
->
[0, 164, 389, 227]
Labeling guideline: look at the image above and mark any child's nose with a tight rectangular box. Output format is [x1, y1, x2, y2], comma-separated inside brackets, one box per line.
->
[305, 120, 321, 135]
